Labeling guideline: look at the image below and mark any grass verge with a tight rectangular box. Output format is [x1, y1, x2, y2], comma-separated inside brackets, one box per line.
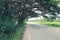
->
[32, 19, 60, 28]
[0, 22, 26, 40]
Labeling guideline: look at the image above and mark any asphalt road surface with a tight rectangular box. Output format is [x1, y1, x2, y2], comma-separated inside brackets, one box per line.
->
[27, 22, 60, 40]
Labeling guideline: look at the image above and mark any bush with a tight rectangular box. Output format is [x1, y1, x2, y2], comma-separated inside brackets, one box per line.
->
[0, 19, 26, 40]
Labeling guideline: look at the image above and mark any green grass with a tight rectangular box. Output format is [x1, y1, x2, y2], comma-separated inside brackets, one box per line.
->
[32, 19, 60, 28]
[0, 22, 26, 40]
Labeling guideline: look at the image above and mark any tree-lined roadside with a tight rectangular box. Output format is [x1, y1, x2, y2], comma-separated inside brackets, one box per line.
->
[0, 0, 60, 40]
[31, 19, 60, 28]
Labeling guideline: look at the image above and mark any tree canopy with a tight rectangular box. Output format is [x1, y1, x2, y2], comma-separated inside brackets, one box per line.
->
[0, 0, 60, 35]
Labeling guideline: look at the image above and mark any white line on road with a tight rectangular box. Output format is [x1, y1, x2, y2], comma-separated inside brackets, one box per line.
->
[27, 27, 31, 40]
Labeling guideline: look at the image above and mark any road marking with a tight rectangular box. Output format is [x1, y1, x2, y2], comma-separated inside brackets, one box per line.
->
[27, 27, 31, 40]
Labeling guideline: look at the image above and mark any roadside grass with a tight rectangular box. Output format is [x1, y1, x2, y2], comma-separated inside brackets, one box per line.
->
[32, 19, 60, 28]
[0, 21, 26, 40]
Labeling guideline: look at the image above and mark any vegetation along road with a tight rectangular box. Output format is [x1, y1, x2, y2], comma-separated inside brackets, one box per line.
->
[25, 22, 60, 40]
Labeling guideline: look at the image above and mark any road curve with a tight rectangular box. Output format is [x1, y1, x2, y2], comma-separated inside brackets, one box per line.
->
[27, 22, 60, 40]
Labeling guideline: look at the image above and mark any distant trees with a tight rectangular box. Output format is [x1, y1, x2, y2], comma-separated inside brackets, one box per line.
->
[33, 0, 60, 21]
[42, 0, 60, 21]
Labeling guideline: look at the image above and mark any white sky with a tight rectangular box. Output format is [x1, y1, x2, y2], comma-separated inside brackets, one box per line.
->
[57, 4, 60, 7]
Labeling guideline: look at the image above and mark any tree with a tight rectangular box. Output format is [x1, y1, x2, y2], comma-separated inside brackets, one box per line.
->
[0, 0, 38, 34]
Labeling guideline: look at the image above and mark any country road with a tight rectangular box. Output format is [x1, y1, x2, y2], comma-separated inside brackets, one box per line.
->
[24, 22, 60, 40]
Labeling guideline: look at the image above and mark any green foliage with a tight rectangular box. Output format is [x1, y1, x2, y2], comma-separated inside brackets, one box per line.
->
[51, 0, 60, 4]
[0, 1, 27, 40]
[0, 0, 60, 40]
[0, 21, 26, 40]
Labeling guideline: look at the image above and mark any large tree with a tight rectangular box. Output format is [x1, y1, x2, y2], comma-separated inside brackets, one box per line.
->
[0, 0, 38, 34]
